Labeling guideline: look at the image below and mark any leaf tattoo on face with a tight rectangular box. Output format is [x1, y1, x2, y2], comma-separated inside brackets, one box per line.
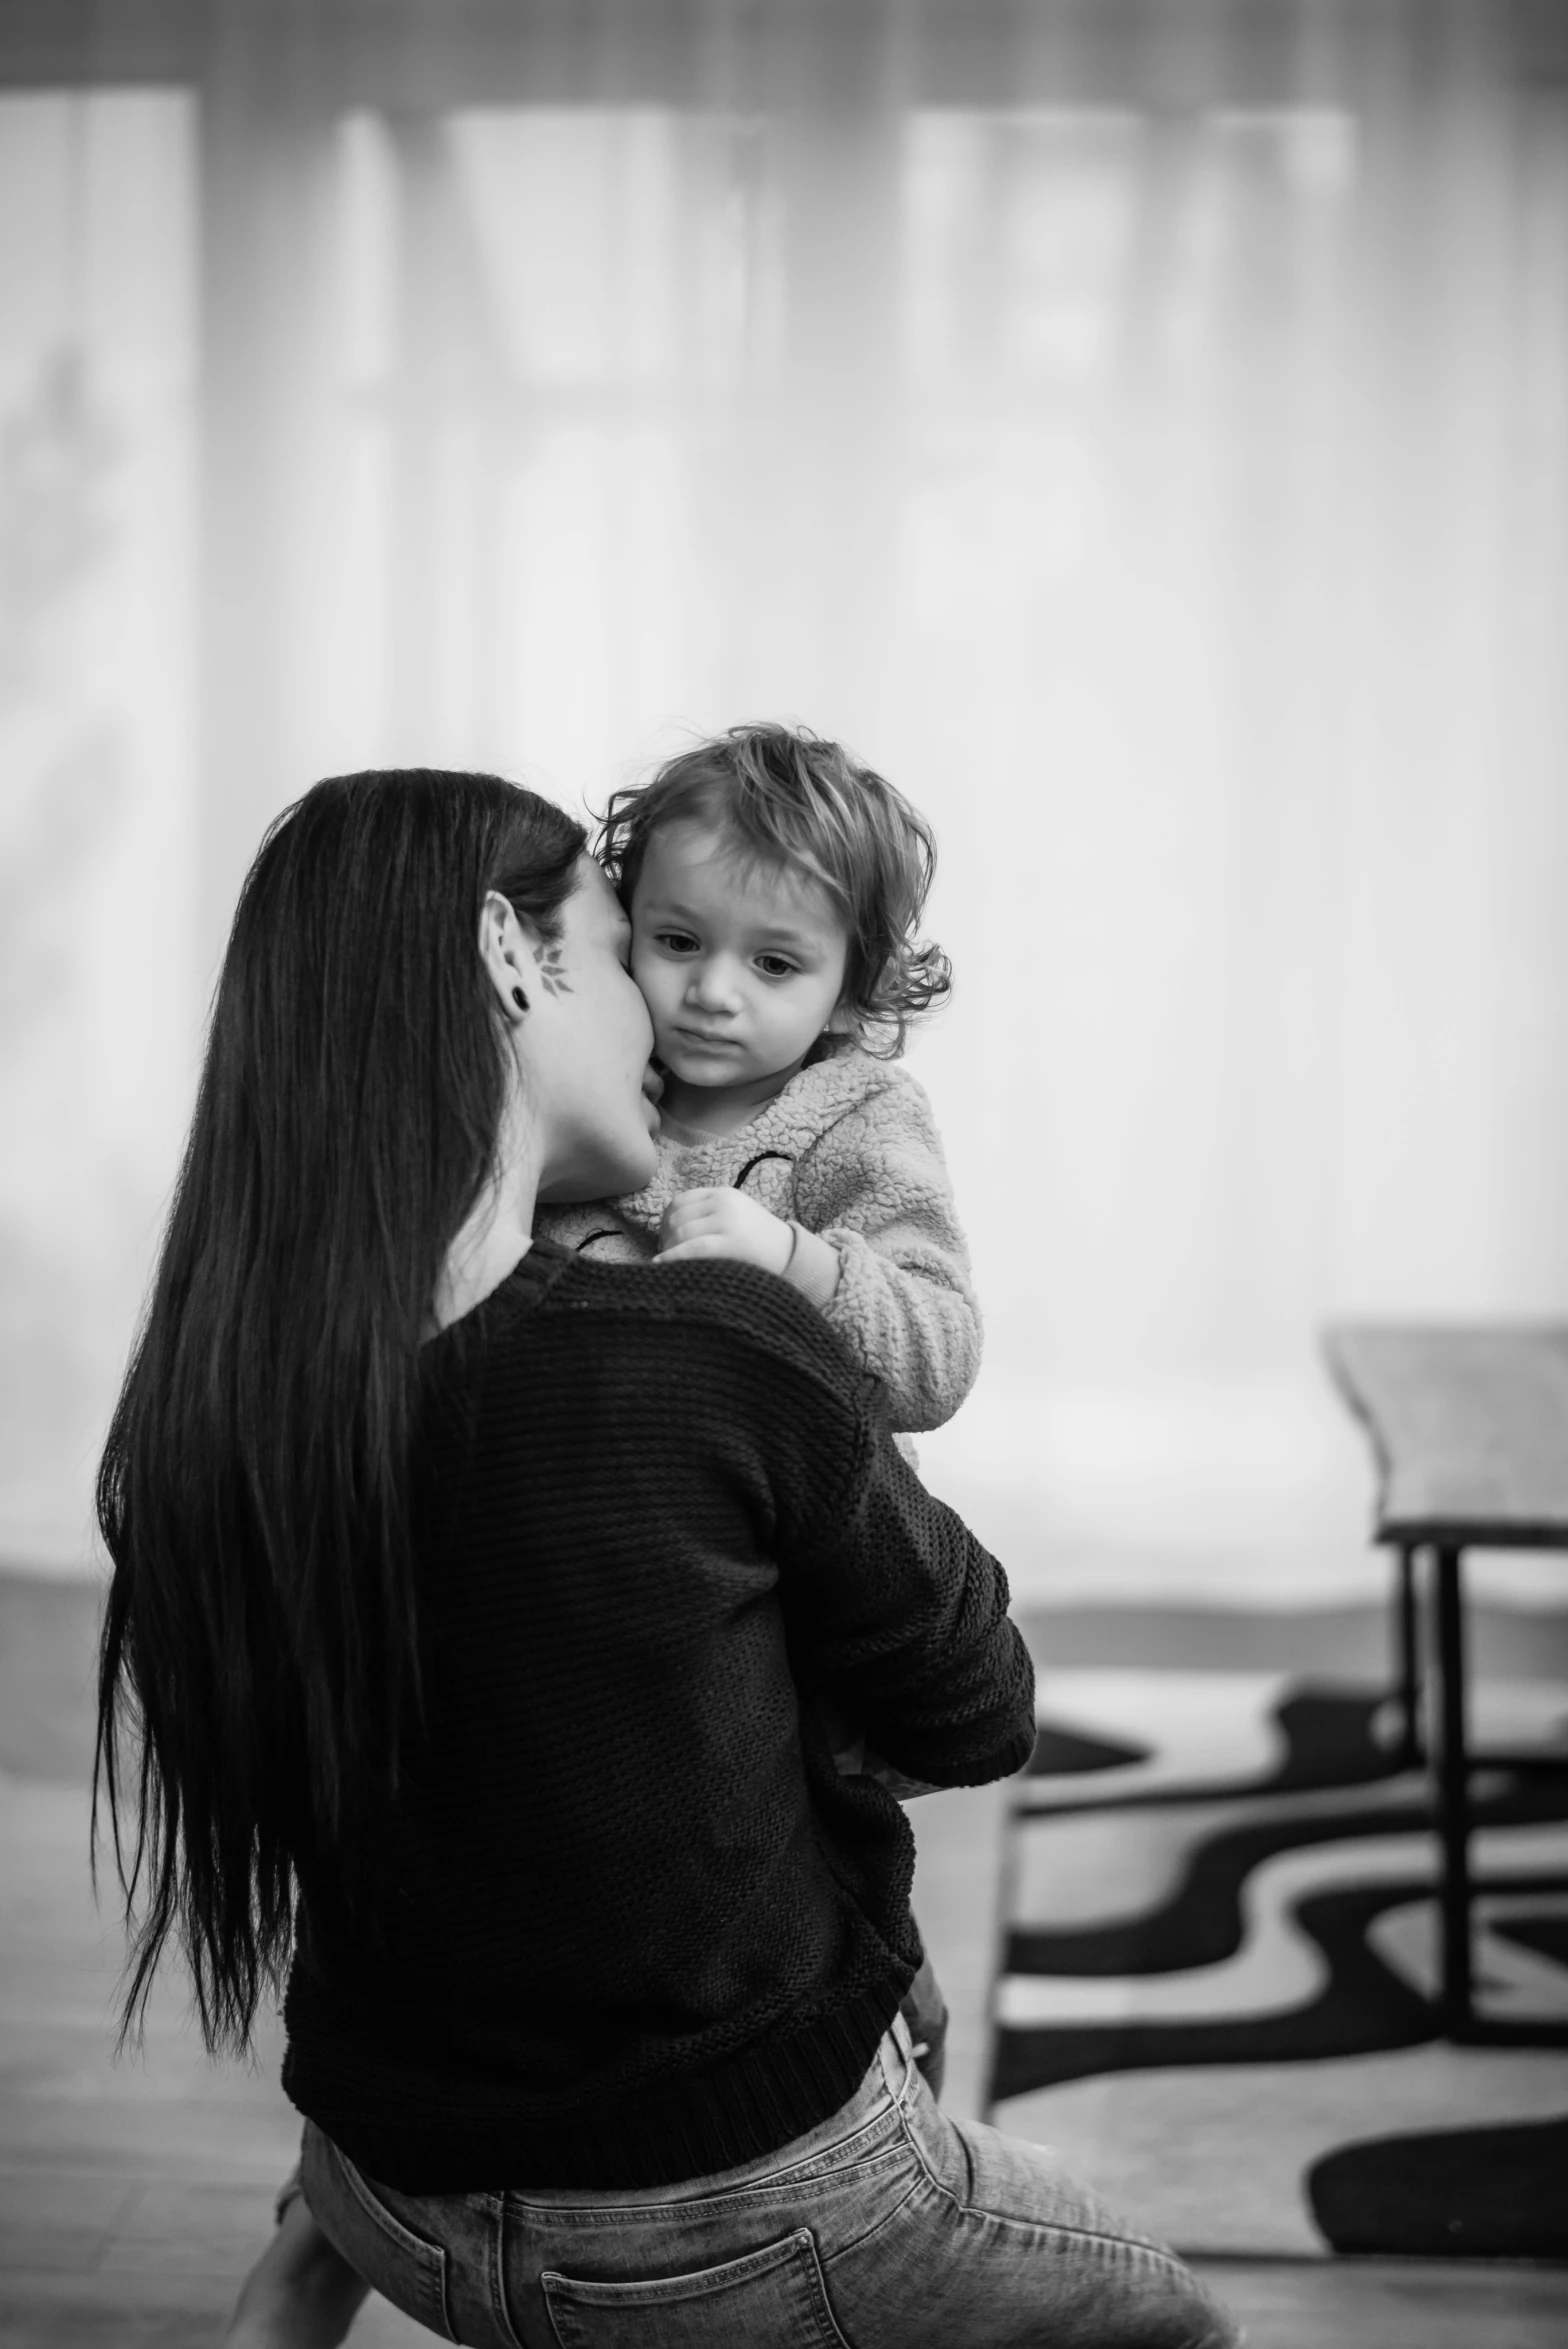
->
[534, 939, 573, 996]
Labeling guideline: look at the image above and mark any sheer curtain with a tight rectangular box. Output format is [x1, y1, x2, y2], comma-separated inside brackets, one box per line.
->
[2, 2, 1565, 1597]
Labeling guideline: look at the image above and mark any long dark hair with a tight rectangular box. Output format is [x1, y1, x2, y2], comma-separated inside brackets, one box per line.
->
[94, 768, 585, 2054]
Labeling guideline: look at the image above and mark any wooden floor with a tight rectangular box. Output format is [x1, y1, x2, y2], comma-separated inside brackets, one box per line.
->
[4, 1581, 1568, 2344]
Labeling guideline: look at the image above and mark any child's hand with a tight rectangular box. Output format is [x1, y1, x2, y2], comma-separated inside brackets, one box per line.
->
[655, 1187, 794, 1276]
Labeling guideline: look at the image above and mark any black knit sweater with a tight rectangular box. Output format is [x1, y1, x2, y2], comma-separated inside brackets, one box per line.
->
[281, 1240, 1035, 2191]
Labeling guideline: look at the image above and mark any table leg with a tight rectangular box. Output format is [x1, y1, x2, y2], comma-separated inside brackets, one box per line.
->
[1393, 1541, 1423, 1765]
[1432, 1544, 1473, 2035]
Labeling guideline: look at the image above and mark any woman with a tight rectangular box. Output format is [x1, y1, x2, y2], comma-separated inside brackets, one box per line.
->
[96, 769, 1236, 2348]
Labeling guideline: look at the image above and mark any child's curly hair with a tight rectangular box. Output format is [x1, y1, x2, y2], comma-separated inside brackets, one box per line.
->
[596, 723, 952, 1059]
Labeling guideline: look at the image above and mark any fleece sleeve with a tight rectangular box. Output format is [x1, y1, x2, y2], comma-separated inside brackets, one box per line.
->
[790, 1074, 983, 1433]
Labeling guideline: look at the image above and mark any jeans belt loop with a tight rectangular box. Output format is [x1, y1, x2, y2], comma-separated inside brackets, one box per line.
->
[883, 2008, 916, 2103]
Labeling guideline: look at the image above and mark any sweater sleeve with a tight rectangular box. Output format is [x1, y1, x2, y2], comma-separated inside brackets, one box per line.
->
[790, 1073, 982, 1434]
[627, 1263, 1031, 1791]
[781, 1404, 1035, 1788]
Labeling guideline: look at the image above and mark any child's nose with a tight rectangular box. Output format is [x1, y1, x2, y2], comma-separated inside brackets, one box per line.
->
[686, 958, 742, 1012]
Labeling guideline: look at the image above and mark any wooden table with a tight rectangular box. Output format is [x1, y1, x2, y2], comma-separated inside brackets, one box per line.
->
[1324, 1323, 1568, 2040]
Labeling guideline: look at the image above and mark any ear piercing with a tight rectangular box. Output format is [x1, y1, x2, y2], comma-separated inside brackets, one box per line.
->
[511, 985, 529, 1012]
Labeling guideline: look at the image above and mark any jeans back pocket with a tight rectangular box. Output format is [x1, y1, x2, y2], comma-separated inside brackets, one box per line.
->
[542, 2226, 851, 2348]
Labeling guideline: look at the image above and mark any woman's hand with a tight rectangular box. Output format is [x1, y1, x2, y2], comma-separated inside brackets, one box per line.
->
[655, 1188, 795, 1276]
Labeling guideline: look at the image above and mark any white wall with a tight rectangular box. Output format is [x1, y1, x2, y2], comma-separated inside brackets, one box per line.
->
[2, 10, 1565, 1598]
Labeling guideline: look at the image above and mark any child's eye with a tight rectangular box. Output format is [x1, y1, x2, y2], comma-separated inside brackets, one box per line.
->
[656, 930, 700, 955]
[756, 954, 797, 979]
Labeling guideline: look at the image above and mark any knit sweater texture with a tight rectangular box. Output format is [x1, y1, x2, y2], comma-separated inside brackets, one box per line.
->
[537, 1045, 981, 1433]
[281, 1242, 1034, 2193]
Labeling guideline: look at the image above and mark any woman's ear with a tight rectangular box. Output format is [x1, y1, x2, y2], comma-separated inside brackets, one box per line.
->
[477, 890, 533, 1022]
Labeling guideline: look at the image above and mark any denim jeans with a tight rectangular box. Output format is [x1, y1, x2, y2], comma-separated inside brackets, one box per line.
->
[298, 2016, 1239, 2348]
[897, 1951, 947, 2100]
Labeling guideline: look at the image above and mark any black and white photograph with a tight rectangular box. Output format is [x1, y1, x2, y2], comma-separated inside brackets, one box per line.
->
[2, 4, 1567, 2343]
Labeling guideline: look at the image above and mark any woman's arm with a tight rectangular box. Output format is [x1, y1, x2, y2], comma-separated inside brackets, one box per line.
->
[621, 1261, 1027, 1788]
[772, 1372, 1035, 1789]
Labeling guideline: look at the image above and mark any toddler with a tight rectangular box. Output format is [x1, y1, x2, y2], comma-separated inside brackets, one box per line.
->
[538, 721, 985, 2097]
[539, 719, 980, 1435]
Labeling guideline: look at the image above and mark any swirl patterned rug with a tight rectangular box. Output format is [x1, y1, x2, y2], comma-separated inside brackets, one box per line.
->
[985, 1667, 1568, 2259]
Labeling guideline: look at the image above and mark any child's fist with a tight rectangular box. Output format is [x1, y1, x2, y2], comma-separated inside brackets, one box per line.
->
[654, 1187, 795, 1277]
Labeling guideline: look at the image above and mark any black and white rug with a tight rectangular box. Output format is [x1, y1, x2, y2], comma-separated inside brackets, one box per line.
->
[986, 1668, 1568, 2258]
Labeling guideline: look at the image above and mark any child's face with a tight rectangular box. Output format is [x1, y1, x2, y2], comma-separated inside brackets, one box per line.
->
[629, 821, 850, 1094]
